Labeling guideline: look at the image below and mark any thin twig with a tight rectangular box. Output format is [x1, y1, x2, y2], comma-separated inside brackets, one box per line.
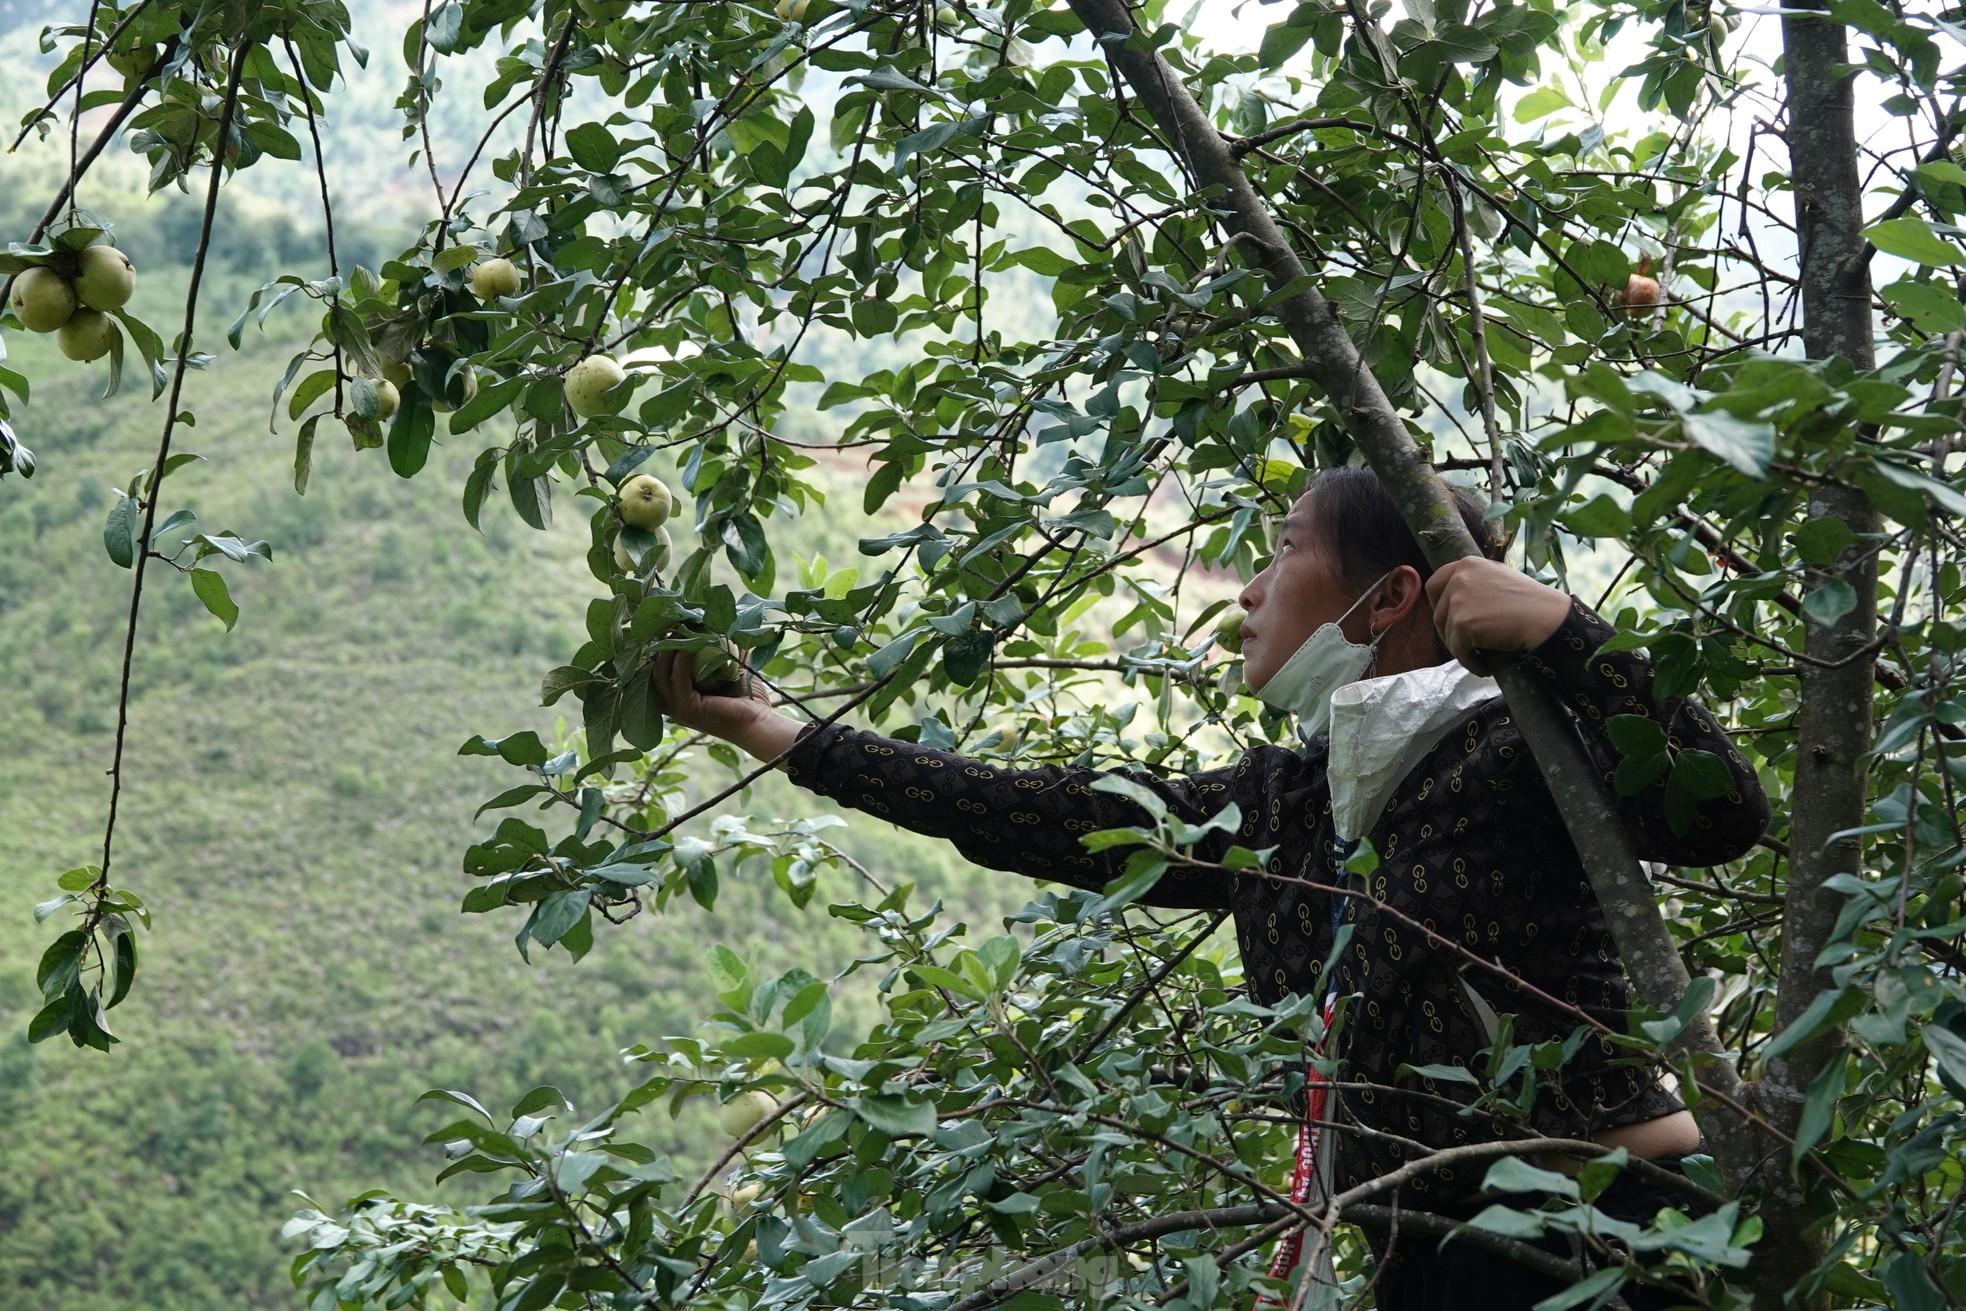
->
[96, 41, 253, 894]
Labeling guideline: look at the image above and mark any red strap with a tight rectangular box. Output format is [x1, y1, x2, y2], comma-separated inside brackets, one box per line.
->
[1254, 995, 1337, 1308]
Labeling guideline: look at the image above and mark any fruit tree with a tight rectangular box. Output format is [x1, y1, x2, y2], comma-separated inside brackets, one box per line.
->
[5, 0, 1965, 1307]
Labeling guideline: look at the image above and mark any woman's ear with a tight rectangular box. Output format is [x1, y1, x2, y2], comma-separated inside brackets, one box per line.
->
[1370, 564, 1427, 632]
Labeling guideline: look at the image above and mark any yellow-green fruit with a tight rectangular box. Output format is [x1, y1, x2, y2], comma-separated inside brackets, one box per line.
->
[722, 1183, 763, 1219]
[430, 367, 478, 413]
[613, 525, 673, 574]
[381, 358, 412, 388]
[565, 353, 627, 417]
[719, 1090, 778, 1139]
[617, 474, 672, 530]
[470, 257, 522, 300]
[372, 379, 401, 421]
[73, 245, 136, 311]
[693, 642, 752, 697]
[57, 309, 117, 362]
[9, 267, 76, 332]
[1213, 610, 1245, 655]
[935, 3, 957, 24]
[774, 0, 810, 19]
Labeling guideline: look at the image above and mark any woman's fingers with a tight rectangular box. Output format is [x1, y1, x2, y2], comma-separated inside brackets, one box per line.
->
[654, 649, 696, 722]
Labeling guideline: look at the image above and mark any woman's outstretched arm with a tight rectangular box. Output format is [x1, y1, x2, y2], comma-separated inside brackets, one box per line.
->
[652, 650, 1260, 910]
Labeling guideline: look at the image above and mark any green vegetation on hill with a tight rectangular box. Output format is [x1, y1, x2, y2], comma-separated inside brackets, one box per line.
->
[1, 309, 1218, 1307]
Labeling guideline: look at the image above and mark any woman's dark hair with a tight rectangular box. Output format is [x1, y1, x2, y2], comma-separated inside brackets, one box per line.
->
[1302, 467, 1504, 641]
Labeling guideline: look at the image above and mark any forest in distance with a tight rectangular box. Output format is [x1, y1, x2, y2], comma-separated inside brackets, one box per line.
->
[1, 0, 1963, 1307]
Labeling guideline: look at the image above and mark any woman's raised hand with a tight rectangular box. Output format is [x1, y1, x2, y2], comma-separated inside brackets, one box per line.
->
[1424, 557, 1574, 677]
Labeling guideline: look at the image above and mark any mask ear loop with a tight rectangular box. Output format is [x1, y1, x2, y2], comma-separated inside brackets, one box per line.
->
[1351, 569, 1397, 680]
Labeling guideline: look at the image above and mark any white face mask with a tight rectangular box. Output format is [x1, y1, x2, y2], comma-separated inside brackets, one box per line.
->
[1252, 570, 1394, 739]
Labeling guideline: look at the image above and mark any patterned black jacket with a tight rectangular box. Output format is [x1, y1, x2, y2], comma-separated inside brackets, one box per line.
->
[781, 596, 1770, 1203]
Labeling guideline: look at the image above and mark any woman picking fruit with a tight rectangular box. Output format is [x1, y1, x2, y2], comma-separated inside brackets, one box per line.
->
[650, 467, 1769, 1309]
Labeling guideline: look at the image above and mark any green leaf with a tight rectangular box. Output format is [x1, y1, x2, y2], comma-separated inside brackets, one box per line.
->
[418, 1088, 495, 1122]
[529, 889, 591, 946]
[103, 494, 137, 568]
[1531, 1266, 1626, 1311]
[708, 944, 750, 1002]
[1088, 773, 1169, 820]
[1613, 752, 1669, 797]
[1396, 1062, 1480, 1086]
[1003, 246, 1077, 277]
[1605, 714, 1667, 757]
[388, 385, 436, 478]
[1801, 580, 1857, 628]
[56, 865, 100, 892]
[1561, 493, 1629, 538]
[848, 1093, 937, 1138]
[1880, 278, 1965, 334]
[432, 245, 481, 275]
[893, 114, 986, 170]
[189, 569, 238, 631]
[458, 731, 551, 767]
[867, 628, 921, 678]
[987, 1192, 1041, 1214]
[1681, 408, 1774, 477]
[1880, 1252, 1947, 1311]
[552, 1150, 609, 1194]
[1866, 456, 1966, 518]
[510, 1085, 572, 1119]
[1863, 216, 1966, 267]
[463, 448, 499, 531]
[942, 630, 994, 686]
[1793, 516, 1856, 566]
[1481, 1155, 1580, 1199]
[33, 894, 75, 923]
[1666, 750, 1736, 819]
[27, 993, 74, 1044]
[565, 121, 622, 172]
[724, 1032, 795, 1063]
[1921, 1023, 1966, 1089]
[106, 929, 137, 1010]
[1790, 1051, 1845, 1166]
[1762, 987, 1862, 1062]
[36, 931, 87, 1002]
[1094, 848, 1167, 913]
[617, 669, 664, 751]
[1513, 86, 1570, 122]
[287, 368, 338, 422]
[541, 665, 597, 706]
[1258, 13, 1318, 67]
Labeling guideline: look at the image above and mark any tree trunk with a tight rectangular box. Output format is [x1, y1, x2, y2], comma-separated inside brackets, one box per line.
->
[1752, 5, 1881, 1307]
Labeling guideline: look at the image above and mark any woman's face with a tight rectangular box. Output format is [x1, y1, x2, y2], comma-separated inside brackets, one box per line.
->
[1235, 494, 1375, 692]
